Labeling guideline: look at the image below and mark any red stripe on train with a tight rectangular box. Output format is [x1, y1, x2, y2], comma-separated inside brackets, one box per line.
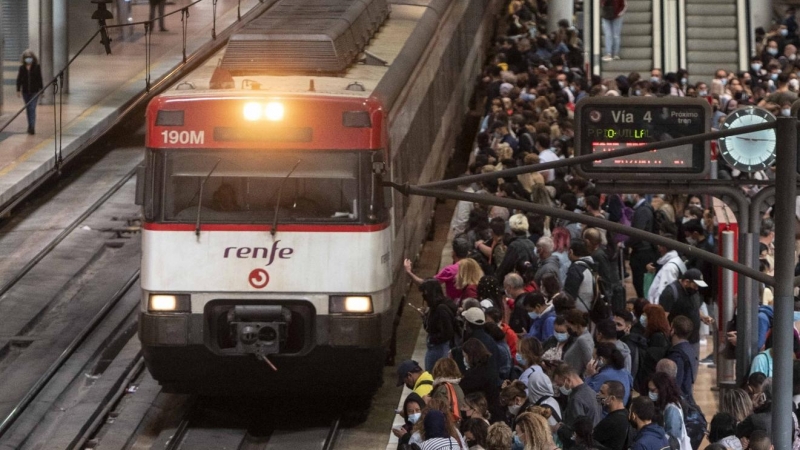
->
[142, 222, 390, 232]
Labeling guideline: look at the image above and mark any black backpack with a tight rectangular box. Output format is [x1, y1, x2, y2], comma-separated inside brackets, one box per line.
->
[680, 398, 708, 450]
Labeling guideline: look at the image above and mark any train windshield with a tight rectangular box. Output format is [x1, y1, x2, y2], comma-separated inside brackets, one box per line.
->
[147, 149, 370, 224]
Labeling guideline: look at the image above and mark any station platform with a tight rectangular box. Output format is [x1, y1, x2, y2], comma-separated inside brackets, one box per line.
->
[0, 0, 269, 213]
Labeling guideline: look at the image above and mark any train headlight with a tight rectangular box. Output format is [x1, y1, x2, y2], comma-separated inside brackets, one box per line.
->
[243, 102, 263, 121]
[148, 294, 191, 312]
[265, 102, 284, 121]
[329, 295, 373, 314]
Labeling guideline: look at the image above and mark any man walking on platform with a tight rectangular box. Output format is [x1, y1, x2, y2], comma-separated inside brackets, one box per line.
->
[149, 0, 169, 32]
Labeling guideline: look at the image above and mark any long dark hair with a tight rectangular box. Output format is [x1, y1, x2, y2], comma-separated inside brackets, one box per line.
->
[651, 372, 682, 410]
[420, 278, 448, 308]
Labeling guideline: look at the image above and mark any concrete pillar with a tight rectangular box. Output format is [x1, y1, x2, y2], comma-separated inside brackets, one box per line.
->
[749, 0, 772, 54]
[1, 16, 4, 114]
[39, 0, 54, 104]
[53, 0, 68, 92]
[548, 0, 575, 33]
[28, 0, 40, 58]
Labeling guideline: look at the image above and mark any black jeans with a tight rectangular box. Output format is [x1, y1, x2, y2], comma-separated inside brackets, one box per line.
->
[149, 0, 166, 30]
[630, 246, 657, 298]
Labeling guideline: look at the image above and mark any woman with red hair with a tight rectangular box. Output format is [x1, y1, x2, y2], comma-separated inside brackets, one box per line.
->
[636, 303, 671, 394]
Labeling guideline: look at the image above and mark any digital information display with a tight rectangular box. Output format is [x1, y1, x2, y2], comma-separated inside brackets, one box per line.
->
[575, 97, 711, 180]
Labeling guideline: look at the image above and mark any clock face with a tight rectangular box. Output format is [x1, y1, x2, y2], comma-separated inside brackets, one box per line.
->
[718, 108, 777, 173]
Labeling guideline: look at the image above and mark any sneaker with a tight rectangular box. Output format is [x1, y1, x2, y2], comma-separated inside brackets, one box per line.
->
[602, 54, 613, 61]
[613, 55, 621, 60]
[700, 353, 714, 364]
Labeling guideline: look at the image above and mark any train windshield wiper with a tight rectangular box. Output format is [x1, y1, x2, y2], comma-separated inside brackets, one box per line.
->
[195, 159, 222, 238]
[271, 159, 302, 237]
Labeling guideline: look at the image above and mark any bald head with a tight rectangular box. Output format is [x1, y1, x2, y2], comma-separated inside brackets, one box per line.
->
[656, 358, 678, 379]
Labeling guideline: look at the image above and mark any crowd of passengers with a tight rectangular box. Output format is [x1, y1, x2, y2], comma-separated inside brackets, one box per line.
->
[388, 1, 800, 449]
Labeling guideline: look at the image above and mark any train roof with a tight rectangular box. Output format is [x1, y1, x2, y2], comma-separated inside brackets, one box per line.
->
[159, 0, 439, 102]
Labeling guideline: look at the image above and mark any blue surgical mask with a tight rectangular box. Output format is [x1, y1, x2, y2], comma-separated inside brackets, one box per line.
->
[560, 385, 572, 396]
[771, 72, 779, 81]
[528, 311, 539, 320]
[24, 57, 33, 64]
[464, 358, 471, 371]
[752, 63, 763, 71]
[698, 90, 708, 96]
[681, 78, 687, 85]
[513, 435, 523, 447]
[649, 392, 659, 402]
[768, 48, 779, 56]
[640, 314, 648, 328]
[516, 353, 528, 367]
[793, 311, 800, 322]
[782, 28, 789, 36]
[651, 76, 660, 83]
[783, 108, 792, 117]
[634, 89, 642, 96]
[720, 78, 728, 86]
[555, 332, 569, 342]
[408, 412, 421, 424]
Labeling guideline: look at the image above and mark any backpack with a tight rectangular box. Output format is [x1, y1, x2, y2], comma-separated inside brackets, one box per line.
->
[613, 202, 635, 246]
[680, 398, 708, 450]
[574, 260, 606, 310]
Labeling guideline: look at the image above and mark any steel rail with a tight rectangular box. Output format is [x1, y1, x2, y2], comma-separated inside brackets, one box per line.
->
[0, 166, 138, 300]
[322, 417, 342, 450]
[0, 271, 140, 438]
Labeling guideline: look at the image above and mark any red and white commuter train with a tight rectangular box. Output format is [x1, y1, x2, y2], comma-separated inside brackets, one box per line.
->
[137, 0, 499, 395]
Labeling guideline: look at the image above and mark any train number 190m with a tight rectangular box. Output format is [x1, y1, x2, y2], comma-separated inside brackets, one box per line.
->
[161, 130, 205, 145]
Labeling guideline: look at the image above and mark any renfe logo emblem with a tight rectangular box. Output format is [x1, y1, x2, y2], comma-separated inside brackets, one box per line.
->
[224, 240, 294, 266]
[249, 269, 270, 289]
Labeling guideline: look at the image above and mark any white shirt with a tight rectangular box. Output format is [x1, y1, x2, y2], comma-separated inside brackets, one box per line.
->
[648, 251, 687, 304]
[449, 187, 475, 235]
[538, 148, 559, 182]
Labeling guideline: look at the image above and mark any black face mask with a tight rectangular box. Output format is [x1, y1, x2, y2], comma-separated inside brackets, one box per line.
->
[616, 330, 626, 340]
[686, 287, 698, 295]
[467, 440, 477, 448]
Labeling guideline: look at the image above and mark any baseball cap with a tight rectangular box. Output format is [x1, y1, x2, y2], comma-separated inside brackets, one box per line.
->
[396, 360, 422, 387]
[480, 299, 494, 310]
[462, 307, 486, 325]
[681, 268, 708, 288]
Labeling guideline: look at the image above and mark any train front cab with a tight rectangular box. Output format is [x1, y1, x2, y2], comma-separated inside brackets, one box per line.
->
[138, 95, 395, 395]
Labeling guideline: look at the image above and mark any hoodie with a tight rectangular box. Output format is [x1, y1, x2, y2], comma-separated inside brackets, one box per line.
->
[648, 251, 686, 304]
[527, 304, 556, 342]
[426, 300, 457, 346]
[565, 256, 596, 312]
[534, 254, 561, 285]
[527, 367, 562, 425]
[632, 423, 670, 450]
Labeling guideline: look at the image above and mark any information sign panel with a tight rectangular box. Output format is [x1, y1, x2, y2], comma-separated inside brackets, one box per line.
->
[574, 97, 711, 180]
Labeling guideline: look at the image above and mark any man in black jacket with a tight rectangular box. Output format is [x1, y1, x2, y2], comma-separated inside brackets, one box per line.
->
[594, 381, 632, 450]
[626, 194, 657, 298]
[16, 50, 44, 135]
[585, 227, 624, 311]
[666, 315, 698, 404]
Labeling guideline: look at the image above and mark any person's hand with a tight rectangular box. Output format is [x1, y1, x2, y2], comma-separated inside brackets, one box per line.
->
[727, 331, 737, 346]
[501, 379, 512, 389]
[701, 315, 714, 325]
[403, 258, 413, 274]
[646, 263, 656, 273]
[475, 240, 484, 249]
[585, 359, 599, 377]
[392, 427, 407, 438]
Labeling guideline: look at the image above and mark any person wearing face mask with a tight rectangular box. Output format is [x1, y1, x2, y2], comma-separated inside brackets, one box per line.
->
[501, 380, 533, 430]
[15, 50, 44, 135]
[463, 417, 489, 450]
[515, 411, 558, 450]
[392, 392, 425, 448]
[762, 39, 780, 63]
[683, 219, 715, 297]
[647, 372, 690, 450]
[523, 292, 555, 341]
[526, 366, 562, 426]
[696, 81, 709, 97]
[665, 316, 698, 403]
[628, 396, 670, 450]
[542, 314, 574, 365]
[553, 363, 602, 443]
[595, 319, 632, 372]
[593, 381, 632, 450]
[584, 342, 634, 405]
[459, 338, 503, 423]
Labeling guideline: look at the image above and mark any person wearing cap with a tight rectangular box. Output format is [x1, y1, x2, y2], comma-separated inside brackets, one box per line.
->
[660, 268, 710, 374]
[454, 307, 502, 379]
[397, 360, 434, 398]
[485, 306, 518, 359]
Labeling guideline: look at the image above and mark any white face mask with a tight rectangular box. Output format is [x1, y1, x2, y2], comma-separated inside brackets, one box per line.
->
[686, 237, 698, 245]
[408, 412, 421, 424]
[560, 385, 572, 396]
[508, 403, 523, 415]
[24, 57, 33, 64]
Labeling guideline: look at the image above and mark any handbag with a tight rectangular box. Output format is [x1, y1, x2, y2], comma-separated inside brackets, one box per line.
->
[642, 272, 656, 297]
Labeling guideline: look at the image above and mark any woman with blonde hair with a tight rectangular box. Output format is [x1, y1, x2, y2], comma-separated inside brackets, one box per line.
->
[456, 258, 484, 302]
[514, 411, 557, 450]
[486, 422, 512, 450]
[719, 388, 754, 423]
[517, 153, 546, 193]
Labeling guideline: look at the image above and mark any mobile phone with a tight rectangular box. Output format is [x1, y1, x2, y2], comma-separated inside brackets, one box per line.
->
[408, 302, 424, 313]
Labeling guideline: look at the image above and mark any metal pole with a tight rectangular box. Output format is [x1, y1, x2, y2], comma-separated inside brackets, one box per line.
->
[53, 0, 68, 92]
[719, 231, 736, 386]
[736, 232, 759, 385]
[39, 0, 54, 104]
[771, 116, 796, 450]
[0, 20, 4, 114]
